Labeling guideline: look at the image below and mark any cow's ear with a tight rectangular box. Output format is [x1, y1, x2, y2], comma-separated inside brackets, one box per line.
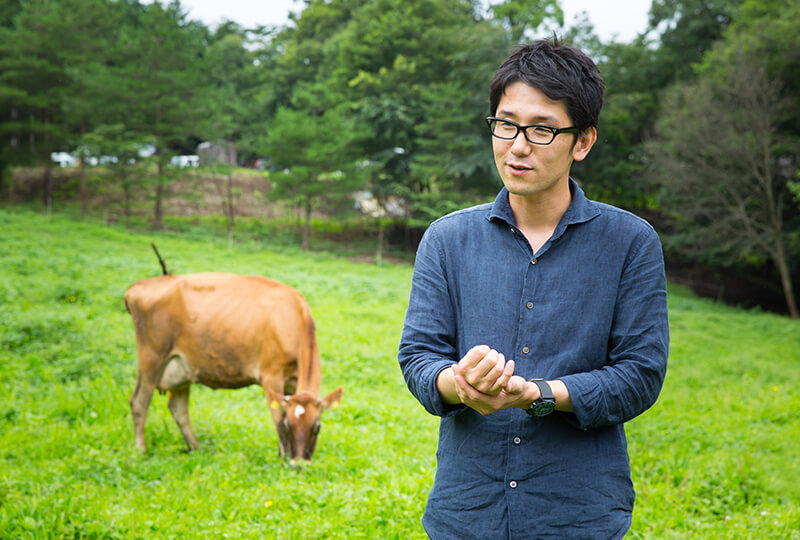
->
[320, 386, 343, 411]
[268, 388, 287, 413]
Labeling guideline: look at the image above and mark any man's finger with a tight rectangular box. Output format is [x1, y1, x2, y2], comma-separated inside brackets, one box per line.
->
[464, 350, 501, 388]
[467, 348, 498, 377]
[503, 374, 527, 395]
[492, 358, 515, 392]
[461, 345, 490, 367]
[453, 364, 491, 401]
[451, 364, 477, 403]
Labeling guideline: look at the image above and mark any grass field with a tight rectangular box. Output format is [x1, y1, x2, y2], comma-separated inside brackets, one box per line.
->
[1, 207, 799, 539]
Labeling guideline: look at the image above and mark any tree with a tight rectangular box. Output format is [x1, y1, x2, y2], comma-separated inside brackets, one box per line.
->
[0, 0, 21, 28]
[647, 53, 798, 317]
[264, 102, 367, 250]
[183, 20, 280, 168]
[490, 0, 562, 43]
[60, 0, 121, 215]
[82, 123, 147, 227]
[332, 0, 511, 216]
[572, 0, 743, 210]
[648, 0, 745, 83]
[200, 23, 250, 156]
[575, 35, 673, 209]
[729, 0, 800, 136]
[110, 1, 214, 229]
[0, 0, 77, 210]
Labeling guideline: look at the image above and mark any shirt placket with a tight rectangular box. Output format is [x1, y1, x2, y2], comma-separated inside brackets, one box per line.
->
[507, 224, 541, 375]
[504, 224, 541, 532]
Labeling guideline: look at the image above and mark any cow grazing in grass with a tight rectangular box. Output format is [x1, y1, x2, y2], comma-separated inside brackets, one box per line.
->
[124, 271, 342, 465]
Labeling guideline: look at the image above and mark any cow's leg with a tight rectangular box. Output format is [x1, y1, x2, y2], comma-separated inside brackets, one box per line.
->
[263, 383, 290, 459]
[168, 385, 199, 451]
[130, 372, 155, 453]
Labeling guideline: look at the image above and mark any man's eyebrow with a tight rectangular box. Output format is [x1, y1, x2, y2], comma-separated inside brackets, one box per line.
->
[496, 110, 558, 123]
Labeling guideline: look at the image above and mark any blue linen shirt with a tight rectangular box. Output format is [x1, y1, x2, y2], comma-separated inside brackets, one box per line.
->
[398, 180, 669, 539]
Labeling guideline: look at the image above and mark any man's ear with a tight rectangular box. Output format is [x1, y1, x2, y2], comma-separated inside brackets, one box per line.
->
[320, 386, 343, 411]
[572, 126, 597, 162]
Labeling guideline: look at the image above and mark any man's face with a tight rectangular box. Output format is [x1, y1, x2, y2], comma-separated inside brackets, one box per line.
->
[492, 82, 595, 200]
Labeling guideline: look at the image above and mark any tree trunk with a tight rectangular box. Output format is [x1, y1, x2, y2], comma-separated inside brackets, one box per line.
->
[121, 170, 132, 228]
[226, 174, 235, 229]
[296, 204, 302, 238]
[774, 236, 799, 318]
[376, 219, 384, 266]
[302, 198, 311, 251]
[43, 164, 53, 215]
[80, 158, 87, 215]
[153, 160, 164, 229]
[80, 123, 87, 215]
[124, 185, 132, 228]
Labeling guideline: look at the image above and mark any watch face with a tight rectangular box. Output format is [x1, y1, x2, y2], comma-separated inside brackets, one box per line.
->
[532, 401, 556, 416]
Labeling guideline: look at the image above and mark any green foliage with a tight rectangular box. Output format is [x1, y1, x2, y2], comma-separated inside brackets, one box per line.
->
[0, 0, 21, 28]
[790, 177, 800, 210]
[647, 0, 745, 82]
[0, 0, 81, 165]
[325, 0, 512, 214]
[646, 0, 800, 317]
[575, 0, 745, 211]
[1, 209, 799, 538]
[264, 102, 368, 249]
[2, 0, 799, 313]
[490, 0, 563, 42]
[575, 40, 660, 207]
[704, 0, 800, 134]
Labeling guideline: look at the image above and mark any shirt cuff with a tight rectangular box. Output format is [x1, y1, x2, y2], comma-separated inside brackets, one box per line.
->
[558, 373, 601, 429]
[426, 363, 466, 417]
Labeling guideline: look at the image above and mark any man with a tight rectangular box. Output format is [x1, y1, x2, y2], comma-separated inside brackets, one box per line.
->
[398, 38, 669, 539]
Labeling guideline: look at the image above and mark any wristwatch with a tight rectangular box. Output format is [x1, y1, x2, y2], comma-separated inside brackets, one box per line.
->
[525, 379, 556, 417]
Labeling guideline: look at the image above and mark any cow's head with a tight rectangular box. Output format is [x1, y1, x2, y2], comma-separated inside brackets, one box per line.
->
[268, 387, 342, 466]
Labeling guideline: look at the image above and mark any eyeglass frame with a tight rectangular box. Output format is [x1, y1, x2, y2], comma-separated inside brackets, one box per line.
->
[485, 116, 581, 145]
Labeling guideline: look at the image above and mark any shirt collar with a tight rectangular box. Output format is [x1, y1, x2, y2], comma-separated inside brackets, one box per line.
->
[488, 178, 600, 231]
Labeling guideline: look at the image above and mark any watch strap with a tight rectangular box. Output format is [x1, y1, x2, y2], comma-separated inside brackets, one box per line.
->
[530, 379, 554, 400]
[526, 378, 556, 416]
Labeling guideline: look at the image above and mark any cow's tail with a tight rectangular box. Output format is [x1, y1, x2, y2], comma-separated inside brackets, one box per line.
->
[151, 243, 169, 275]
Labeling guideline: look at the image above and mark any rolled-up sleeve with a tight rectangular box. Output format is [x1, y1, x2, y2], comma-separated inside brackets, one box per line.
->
[398, 226, 465, 417]
[560, 227, 669, 429]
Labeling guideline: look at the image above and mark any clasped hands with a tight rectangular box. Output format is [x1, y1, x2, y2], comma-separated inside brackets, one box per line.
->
[449, 345, 535, 415]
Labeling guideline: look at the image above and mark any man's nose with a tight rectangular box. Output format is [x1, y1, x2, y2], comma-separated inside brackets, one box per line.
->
[510, 130, 532, 154]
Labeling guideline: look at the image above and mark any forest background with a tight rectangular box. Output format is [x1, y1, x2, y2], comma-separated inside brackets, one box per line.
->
[1, 0, 799, 318]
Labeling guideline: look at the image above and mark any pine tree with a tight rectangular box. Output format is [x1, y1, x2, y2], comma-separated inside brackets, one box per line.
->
[109, 1, 213, 228]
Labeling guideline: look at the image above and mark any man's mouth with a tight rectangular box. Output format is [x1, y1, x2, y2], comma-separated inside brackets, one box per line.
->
[507, 162, 532, 173]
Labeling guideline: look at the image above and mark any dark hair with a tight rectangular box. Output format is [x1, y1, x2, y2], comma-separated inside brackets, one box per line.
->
[489, 38, 605, 131]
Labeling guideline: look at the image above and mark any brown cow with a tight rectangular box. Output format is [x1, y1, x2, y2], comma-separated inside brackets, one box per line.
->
[124, 272, 342, 465]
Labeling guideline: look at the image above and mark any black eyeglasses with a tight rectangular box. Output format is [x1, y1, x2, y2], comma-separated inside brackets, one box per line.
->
[486, 117, 580, 145]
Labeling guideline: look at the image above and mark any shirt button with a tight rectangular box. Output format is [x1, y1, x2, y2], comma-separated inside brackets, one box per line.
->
[513, 436, 521, 444]
[522, 346, 530, 354]
[530, 258, 537, 265]
[510, 481, 518, 488]
[526, 301, 533, 309]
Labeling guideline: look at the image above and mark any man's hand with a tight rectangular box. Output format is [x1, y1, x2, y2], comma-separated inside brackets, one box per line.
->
[435, 345, 529, 415]
[457, 345, 514, 395]
[452, 363, 530, 415]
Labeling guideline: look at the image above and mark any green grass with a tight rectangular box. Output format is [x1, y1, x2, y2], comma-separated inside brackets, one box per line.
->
[1, 207, 798, 539]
